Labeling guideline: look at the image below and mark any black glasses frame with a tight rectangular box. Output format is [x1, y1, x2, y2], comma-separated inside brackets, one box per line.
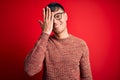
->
[54, 12, 64, 20]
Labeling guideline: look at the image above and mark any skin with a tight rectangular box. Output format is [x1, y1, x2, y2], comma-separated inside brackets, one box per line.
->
[38, 6, 69, 39]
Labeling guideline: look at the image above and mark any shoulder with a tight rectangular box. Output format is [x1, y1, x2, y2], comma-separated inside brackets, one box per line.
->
[71, 34, 89, 51]
[70, 34, 87, 46]
[71, 35, 89, 55]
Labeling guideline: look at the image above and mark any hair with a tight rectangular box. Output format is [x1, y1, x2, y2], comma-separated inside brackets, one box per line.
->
[47, 2, 65, 12]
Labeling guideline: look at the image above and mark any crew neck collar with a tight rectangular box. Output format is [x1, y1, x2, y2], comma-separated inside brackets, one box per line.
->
[53, 34, 71, 41]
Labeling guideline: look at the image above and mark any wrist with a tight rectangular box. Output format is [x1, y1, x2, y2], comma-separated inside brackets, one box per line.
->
[42, 31, 51, 35]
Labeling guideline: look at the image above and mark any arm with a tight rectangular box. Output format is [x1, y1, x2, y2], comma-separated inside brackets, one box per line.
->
[24, 33, 49, 76]
[80, 41, 92, 80]
[24, 6, 54, 76]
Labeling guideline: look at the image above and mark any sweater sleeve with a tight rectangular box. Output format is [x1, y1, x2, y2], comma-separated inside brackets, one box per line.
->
[80, 40, 92, 80]
[24, 32, 49, 76]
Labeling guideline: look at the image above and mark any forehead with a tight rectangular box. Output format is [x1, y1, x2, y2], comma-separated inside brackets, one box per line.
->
[52, 8, 64, 14]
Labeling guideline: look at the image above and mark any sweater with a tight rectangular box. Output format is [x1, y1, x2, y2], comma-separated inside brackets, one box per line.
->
[24, 33, 92, 80]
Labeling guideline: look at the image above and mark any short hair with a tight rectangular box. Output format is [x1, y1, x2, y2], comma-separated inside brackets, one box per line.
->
[47, 2, 65, 12]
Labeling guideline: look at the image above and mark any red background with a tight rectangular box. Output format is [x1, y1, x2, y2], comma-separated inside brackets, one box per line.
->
[0, 0, 120, 80]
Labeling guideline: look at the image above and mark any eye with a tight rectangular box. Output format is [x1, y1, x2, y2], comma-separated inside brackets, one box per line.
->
[55, 14, 61, 19]
[55, 14, 60, 18]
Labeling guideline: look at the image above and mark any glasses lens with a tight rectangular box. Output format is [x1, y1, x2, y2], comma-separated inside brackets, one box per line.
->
[54, 12, 64, 20]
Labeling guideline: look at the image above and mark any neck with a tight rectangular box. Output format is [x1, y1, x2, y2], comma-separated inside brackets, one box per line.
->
[54, 28, 69, 39]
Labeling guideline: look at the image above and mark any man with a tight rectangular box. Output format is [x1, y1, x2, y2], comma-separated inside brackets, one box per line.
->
[24, 2, 92, 80]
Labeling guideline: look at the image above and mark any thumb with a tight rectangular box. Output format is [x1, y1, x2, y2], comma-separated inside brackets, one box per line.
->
[38, 20, 43, 28]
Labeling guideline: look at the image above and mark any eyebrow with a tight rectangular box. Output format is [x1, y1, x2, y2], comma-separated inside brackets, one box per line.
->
[54, 12, 64, 15]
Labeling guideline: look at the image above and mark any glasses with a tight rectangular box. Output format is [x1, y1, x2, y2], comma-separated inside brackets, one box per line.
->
[54, 12, 64, 20]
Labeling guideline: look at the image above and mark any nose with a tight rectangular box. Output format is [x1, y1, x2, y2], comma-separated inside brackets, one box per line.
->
[53, 18, 59, 28]
[53, 18, 58, 23]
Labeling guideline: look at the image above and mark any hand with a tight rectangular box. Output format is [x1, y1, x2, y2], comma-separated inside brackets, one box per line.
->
[38, 6, 54, 35]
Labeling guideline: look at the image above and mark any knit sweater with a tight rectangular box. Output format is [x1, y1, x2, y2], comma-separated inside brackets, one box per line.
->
[25, 33, 92, 80]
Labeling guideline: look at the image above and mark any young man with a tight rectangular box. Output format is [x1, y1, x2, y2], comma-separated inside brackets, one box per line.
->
[24, 2, 92, 80]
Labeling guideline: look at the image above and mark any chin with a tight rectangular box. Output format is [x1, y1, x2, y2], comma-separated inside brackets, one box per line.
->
[54, 28, 65, 34]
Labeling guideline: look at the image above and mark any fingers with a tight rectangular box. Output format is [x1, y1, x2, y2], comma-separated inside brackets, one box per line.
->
[38, 20, 43, 28]
[51, 12, 54, 21]
[44, 6, 52, 21]
[40, 7, 53, 34]
[48, 7, 51, 20]
[43, 8, 45, 21]
[44, 6, 48, 20]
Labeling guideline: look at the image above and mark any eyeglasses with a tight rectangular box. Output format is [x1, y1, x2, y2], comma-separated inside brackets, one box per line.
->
[54, 12, 64, 20]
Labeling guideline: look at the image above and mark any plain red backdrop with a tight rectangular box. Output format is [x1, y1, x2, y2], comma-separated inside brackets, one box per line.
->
[0, 0, 120, 80]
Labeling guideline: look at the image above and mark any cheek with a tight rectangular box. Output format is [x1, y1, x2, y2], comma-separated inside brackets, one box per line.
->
[61, 21, 66, 26]
[60, 21, 66, 27]
[60, 19, 66, 25]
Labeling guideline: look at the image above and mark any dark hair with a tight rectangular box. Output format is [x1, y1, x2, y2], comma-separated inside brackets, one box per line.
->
[47, 2, 65, 12]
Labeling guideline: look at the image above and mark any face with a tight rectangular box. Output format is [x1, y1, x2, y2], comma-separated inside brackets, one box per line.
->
[52, 9, 68, 34]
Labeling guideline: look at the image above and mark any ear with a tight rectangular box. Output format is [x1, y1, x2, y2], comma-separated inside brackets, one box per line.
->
[64, 12, 68, 21]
